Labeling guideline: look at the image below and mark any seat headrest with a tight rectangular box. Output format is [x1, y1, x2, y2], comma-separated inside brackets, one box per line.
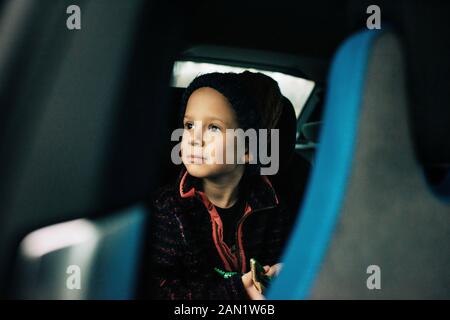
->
[275, 96, 297, 173]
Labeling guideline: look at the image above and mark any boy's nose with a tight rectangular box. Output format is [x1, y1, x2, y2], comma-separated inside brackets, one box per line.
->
[190, 125, 204, 147]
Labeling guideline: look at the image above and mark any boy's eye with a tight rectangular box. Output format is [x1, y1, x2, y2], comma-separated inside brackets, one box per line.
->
[208, 124, 221, 132]
[184, 122, 193, 130]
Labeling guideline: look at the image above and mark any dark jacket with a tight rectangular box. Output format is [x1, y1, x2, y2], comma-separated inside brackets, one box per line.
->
[147, 168, 297, 300]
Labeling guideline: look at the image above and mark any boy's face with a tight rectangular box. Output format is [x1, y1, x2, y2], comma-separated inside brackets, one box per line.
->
[181, 87, 246, 179]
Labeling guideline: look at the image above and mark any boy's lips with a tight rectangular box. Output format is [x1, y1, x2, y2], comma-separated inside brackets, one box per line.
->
[186, 154, 207, 162]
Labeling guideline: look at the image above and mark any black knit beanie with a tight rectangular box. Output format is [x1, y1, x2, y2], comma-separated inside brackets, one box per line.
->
[179, 72, 261, 131]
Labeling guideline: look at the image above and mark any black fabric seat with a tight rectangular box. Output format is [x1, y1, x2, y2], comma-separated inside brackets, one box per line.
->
[271, 96, 311, 217]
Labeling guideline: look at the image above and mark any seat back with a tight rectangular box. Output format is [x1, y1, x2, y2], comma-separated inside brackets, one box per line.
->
[268, 30, 450, 299]
[0, 0, 183, 297]
[13, 205, 146, 299]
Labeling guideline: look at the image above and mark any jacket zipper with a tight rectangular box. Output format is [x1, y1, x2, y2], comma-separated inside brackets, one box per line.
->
[235, 205, 276, 273]
[199, 192, 238, 271]
[214, 218, 237, 271]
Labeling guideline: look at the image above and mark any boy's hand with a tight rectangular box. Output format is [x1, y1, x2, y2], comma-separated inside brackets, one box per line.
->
[241, 266, 269, 300]
[241, 263, 283, 300]
[265, 263, 283, 278]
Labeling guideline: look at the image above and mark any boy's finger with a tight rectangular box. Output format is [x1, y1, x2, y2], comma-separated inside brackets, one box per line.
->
[265, 265, 280, 277]
[248, 286, 266, 300]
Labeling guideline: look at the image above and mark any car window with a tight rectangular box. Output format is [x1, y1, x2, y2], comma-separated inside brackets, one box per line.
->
[172, 61, 315, 119]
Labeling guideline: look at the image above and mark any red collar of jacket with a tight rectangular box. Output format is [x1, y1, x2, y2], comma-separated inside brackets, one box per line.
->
[177, 168, 279, 273]
[178, 168, 279, 211]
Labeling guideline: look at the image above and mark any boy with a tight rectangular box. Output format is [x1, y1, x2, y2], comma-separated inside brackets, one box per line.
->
[148, 72, 291, 299]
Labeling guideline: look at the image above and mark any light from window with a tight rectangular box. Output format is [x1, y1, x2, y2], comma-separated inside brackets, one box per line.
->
[172, 61, 315, 118]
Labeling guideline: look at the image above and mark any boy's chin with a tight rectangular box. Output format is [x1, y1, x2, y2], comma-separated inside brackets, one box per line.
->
[184, 163, 216, 179]
[183, 163, 230, 179]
